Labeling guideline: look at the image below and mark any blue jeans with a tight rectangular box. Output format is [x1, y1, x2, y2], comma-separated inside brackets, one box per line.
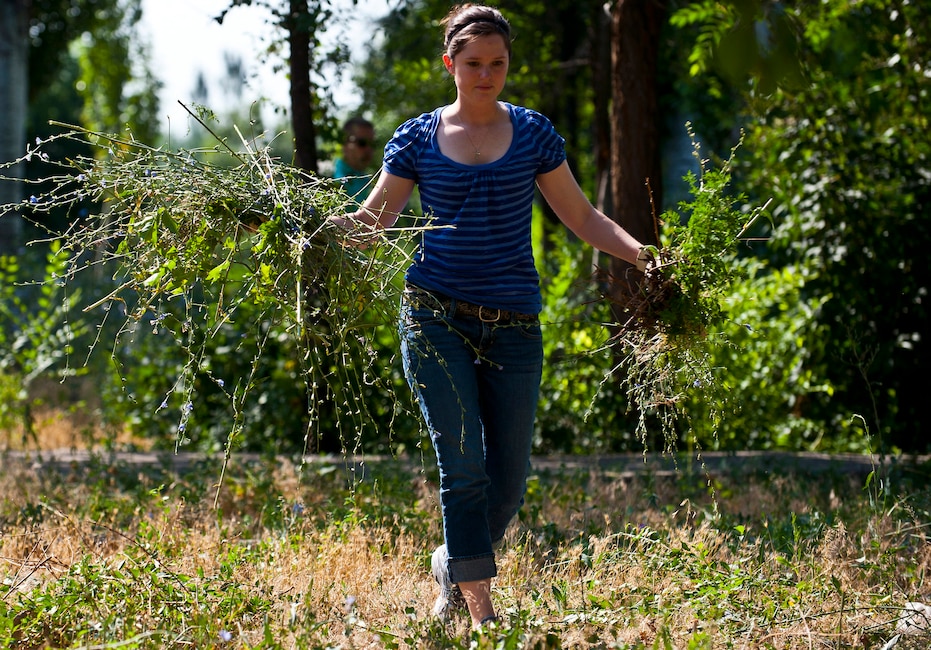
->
[400, 290, 543, 584]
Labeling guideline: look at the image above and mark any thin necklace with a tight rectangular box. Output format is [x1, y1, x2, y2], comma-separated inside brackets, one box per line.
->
[455, 113, 487, 160]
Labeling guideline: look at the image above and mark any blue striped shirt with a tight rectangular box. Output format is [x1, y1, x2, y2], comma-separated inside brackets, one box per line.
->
[383, 103, 567, 314]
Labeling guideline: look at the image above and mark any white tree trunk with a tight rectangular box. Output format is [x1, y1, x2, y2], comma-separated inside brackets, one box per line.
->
[0, 0, 29, 254]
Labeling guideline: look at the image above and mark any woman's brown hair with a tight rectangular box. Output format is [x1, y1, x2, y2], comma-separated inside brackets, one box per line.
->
[442, 4, 512, 58]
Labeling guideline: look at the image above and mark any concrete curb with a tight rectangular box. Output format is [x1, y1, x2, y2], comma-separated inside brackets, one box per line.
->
[3, 449, 928, 480]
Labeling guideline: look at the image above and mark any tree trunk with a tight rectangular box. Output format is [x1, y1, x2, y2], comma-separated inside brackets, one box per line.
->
[288, 0, 318, 173]
[590, 3, 613, 272]
[608, 0, 666, 436]
[608, 0, 665, 295]
[0, 0, 29, 254]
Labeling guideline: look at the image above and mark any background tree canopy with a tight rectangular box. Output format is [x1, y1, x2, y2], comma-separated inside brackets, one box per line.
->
[737, 1, 931, 453]
[2, 0, 928, 456]
[1, 0, 160, 251]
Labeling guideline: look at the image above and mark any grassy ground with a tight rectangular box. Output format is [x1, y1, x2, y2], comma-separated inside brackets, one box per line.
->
[2, 436, 931, 649]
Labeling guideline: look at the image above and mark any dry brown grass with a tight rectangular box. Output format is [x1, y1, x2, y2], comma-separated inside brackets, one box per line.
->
[0, 448, 931, 648]
[1, 376, 150, 453]
[2, 435, 930, 647]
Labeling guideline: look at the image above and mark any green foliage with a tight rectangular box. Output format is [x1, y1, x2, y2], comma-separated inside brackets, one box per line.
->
[683, 259, 858, 451]
[71, 0, 161, 144]
[27, 1, 141, 100]
[26, 0, 158, 143]
[671, 0, 806, 96]
[3, 120, 421, 455]
[18, 0, 159, 249]
[0, 244, 87, 444]
[737, 1, 931, 452]
[536, 225, 626, 453]
[669, 2, 736, 81]
[672, 1, 931, 452]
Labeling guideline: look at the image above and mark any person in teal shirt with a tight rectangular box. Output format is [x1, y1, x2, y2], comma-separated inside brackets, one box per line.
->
[334, 116, 376, 206]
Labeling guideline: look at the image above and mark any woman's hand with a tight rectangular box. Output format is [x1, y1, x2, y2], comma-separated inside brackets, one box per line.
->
[636, 245, 658, 273]
[328, 213, 379, 249]
[328, 171, 415, 250]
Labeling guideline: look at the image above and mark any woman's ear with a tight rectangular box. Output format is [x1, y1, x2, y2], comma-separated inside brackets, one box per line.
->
[442, 53, 454, 74]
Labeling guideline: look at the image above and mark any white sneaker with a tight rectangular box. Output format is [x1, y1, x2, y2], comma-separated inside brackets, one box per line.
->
[431, 544, 467, 618]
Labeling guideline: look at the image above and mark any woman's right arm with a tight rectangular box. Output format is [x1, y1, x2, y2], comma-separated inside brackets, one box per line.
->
[332, 171, 415, 233]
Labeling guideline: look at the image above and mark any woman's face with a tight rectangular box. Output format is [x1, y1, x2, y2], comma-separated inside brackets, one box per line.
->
[443, 34, 510, 103]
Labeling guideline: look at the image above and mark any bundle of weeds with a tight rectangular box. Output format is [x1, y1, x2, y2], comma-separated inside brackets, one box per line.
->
[2, 118, 421, 460]
[604, 132, 769, 452]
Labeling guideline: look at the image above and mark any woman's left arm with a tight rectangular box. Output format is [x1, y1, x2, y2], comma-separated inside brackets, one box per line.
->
[537, 161, 644, 266]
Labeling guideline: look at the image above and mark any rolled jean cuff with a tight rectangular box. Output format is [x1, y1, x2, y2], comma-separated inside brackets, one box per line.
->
[448, 553, 497, 584]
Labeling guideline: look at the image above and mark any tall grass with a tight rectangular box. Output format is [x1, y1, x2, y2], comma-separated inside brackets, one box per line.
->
[1, 452, 929, 648]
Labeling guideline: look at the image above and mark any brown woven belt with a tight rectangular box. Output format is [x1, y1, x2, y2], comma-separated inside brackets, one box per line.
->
[404, 284, 538, 323]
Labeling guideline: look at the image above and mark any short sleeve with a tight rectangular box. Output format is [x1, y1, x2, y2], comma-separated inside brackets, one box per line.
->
[382, 113, 433, 181]
[524, 109, 566, 175]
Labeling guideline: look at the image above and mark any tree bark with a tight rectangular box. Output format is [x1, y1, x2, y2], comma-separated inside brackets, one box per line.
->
[590, 3, 613, 272]
[609, 0, 666, 291]
[288, 0, 318, 173]
[0, 0, 29, 254]
[607, 0, 667, 436]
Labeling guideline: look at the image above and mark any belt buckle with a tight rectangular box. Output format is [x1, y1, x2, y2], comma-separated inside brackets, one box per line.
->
[478, 305, 502, 323]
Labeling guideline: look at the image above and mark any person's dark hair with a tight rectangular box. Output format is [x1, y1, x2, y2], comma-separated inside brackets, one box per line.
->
[342, 116, 373, 141]
[442, 4, 511, 59]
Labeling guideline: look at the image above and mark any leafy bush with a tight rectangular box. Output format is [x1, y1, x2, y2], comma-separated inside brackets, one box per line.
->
[0, 244, 87, 445]
[679, 258, 875, 452]
[536, 224, 627, 454]
[674, 0, 931, 453]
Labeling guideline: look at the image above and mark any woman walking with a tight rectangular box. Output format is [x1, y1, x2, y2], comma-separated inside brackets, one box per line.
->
[334, 3, 652, 629]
